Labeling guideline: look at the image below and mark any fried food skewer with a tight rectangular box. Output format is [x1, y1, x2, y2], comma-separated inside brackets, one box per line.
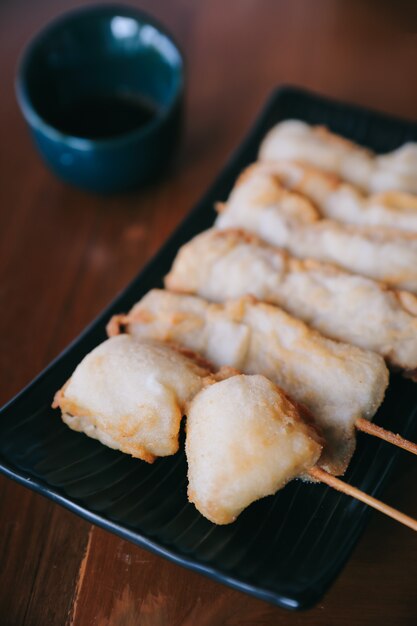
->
[52, 335, 217, 462]
[186, 374, 323, 524]
[215, 165, 417, 293]
[110, 289, 417, 466]
[52, 335, 417, 531]
[108, 288, 389, 475]
[253, 160, 417, 233]
[186, 372, 417, 530]
[165, 228, 417, 374]
[259, 119, 417, 194]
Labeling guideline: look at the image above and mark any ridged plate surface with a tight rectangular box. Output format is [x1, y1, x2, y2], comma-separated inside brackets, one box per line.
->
[1, 87, 417, 609]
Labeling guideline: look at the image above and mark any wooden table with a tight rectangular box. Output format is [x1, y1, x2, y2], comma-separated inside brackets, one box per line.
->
[1, 1, 417, 624]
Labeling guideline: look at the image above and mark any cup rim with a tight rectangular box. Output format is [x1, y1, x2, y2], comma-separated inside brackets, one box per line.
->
[15, 3, 185, 150]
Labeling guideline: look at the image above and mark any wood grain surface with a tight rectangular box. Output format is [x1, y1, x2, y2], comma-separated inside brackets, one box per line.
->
[1, 1, 417, 624]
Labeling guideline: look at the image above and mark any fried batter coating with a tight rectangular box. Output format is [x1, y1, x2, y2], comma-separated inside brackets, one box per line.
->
[109, 289, 388, 474]
[259, 119, 417, 194]
[52, 335, 213, 462]
[215, 165, 417, 292]
[259, 160, 417, 233]
[186, 375, 322, 524]
[165, 228, 417, 373]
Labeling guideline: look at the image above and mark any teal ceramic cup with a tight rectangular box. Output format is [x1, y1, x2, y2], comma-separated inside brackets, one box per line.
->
[16, 4, 184, 193]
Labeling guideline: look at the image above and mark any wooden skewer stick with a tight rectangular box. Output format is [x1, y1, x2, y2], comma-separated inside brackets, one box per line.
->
[355, 418, 417, 456]
[309, 466, 417, 532]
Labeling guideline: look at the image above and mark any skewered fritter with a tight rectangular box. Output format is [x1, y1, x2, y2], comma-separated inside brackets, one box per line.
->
[165, 228, 417, 373]
[215, 165, 417, 292]
[52, 119, 417, 528]
[52, 335, 215, 462]
[259, 119, 417, 194]
[186, 374, 322, 524]
[108, 288, 389, 475]
[54, 341, 322, 525]
[257, 160, 417, 233]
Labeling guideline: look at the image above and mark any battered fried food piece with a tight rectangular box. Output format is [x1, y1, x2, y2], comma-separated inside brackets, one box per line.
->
[215, 165, 417, 292]
[109, 289, 389, 475]
[165, 228, 417, 373]
[259, 119, 417, 194]
[261, 160, 417, 233]
[186, 374, 323, 524]
[52, 335, 214, 462]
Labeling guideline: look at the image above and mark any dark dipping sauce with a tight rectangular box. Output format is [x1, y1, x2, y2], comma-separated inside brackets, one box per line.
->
[48, 93, 159, 139]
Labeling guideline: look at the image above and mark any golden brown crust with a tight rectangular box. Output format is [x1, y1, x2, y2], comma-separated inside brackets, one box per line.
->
[106, 312, 216, 374]
[212, 365, 240, 381]
[287, 398, 325, 449]
[117, 289, 388, 474]
[52, 379, 71, 410]
[61, 411, 157, 463]
[372, 190, 417, 210]
[51, 388, 63, 410]
[106, 314, 129, 337]
[186, 374, 323, 523]
[216, 163, 417, 290]
[170, 343, 215, 372]
[260, 121, 417, 194]
[234, 162, 261, 187]
[193, 229, 417, 297]
[314, 125, 369, 152]
[53, 336, 214, 464]
[294, 160, 341, 189]
[396, 290, 417, 316]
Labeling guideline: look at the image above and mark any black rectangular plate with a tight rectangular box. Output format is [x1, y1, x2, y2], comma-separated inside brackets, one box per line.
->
[2, 86, 417, 610]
